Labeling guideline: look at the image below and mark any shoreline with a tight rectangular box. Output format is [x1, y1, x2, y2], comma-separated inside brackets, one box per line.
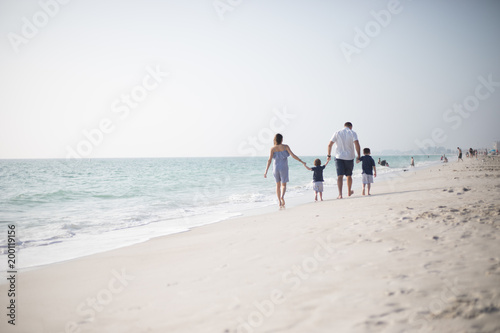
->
[5, 157, 441, 272]
[1, 157, 499, 332]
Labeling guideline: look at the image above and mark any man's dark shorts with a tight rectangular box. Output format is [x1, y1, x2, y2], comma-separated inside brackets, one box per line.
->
[335, 158, 354, 176]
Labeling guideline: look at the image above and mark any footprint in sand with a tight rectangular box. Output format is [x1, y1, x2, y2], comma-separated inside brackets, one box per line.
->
[431, 294, 500, 320]
[486, 260, 500, 276]
[362, 319, 388, 330]
[423, 260, 443, 274]
[388, 246, 405, 253]
[416, 211, 438, 220]
[461, 231, 472, 239]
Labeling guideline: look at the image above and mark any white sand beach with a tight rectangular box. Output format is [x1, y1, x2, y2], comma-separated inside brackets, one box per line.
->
[2, 157, 500, 333]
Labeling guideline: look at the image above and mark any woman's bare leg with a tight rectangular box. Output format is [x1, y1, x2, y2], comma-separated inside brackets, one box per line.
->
[281, 183, 287, 207]
[276, 182, 282, 207]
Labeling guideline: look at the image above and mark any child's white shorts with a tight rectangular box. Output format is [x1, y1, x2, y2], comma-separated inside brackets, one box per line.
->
[313, 181, 324, 192]
[362, 174, 374, 184]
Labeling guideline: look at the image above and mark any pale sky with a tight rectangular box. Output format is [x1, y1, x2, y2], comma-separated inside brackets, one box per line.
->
[1, 0, 499, 159]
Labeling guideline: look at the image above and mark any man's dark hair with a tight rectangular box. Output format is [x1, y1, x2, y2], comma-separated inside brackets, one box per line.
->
[344, 122, 353, 128]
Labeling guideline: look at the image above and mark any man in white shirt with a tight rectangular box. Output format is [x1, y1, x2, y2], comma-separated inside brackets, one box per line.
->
[327, 122, 361, 199]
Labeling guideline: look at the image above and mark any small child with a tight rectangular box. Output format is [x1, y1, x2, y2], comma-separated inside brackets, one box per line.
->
[357, 148, 376, 195]
[305, 158, 329, 201]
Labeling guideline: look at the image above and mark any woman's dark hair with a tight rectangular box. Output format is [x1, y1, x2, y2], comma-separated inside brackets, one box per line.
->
[274, 133, 283, 145]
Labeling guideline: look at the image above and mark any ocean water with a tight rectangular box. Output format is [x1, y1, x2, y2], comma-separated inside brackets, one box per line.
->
[0, 155, 441, 269]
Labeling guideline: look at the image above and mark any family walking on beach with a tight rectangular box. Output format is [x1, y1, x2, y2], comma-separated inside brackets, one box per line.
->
[264, 122, 376, 208]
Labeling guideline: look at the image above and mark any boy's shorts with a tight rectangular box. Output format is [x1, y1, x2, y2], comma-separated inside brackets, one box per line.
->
[313, 181, 324, 192]
[362, 174, 374, 184]
[335, 159, 354, 176]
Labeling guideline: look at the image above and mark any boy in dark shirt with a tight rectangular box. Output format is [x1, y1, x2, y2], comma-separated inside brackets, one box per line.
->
[305, 158, 329, 201]
[357, 148, 376, 195]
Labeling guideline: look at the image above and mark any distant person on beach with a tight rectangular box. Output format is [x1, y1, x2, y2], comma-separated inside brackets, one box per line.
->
[378, 158, 389, 167]
[411, 157, 415, 167]
[264, 133, 306, 208]
[327, 122, 360, 199]
[304, 158, 330, 201]
[457, 147, 463, 162]
[357, 148, 376, 195]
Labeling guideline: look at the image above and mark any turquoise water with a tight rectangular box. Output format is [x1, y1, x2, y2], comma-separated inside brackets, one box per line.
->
[0, 155, 441, 268]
